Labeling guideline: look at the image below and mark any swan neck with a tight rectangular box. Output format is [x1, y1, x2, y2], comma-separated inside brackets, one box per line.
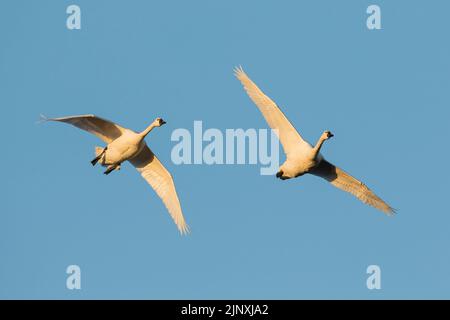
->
[140, 123, 156, 138]
[312, 136, 326, 157]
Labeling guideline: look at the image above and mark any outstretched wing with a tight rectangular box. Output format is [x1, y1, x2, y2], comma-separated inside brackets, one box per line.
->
[46, 114, 127, 143]
[310, 160, 395, 215]
[129, 145, 189, 234]
[234, 67, 311, 156]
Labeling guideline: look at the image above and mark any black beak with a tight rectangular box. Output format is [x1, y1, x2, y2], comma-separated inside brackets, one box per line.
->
[276, 171, 283, 178]
[159, 119, 167, 125]
[328, 132, 334, 138]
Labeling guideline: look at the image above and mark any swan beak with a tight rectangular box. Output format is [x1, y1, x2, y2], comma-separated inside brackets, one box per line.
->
[276, 171, 283, 178]
[328, 132, 334, 138]
[159, 119, 167, 125]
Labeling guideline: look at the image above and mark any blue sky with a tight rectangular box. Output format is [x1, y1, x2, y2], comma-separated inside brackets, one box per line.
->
[1, 0, 450, 299]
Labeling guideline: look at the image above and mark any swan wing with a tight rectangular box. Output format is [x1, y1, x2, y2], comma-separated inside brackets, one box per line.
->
[310, 160, 395, 215]
[46, 114, 127, 143]
[234, 67, 311, 156]
[129, 145, 189, 234]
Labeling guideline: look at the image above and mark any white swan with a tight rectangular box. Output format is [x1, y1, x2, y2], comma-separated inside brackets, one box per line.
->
[235, 67, 394, 215]
[43, 114, 190, 234]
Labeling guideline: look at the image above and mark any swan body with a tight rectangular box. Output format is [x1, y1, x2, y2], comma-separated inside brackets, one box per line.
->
[97, 130, 145, 166]
[278, 131, 331, 179]
[280, 155, 316, 179]
[43, 114, 189, 234]
[235, 67, 394, 215]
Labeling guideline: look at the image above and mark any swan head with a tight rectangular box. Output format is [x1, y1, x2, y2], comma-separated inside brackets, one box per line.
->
[153, 117, 167, 127]
[322, 130, 334, 140]
[276, 169, 292, 180]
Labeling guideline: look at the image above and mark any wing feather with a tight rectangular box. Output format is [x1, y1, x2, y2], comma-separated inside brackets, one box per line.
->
[47, 114, 127, 143]
[129, 145, 189, 234]
[311, 160, 395, 215]
[234, 67, 311, 156]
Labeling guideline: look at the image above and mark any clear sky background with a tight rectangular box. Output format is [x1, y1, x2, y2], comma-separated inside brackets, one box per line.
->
[1, 0, 449, 299]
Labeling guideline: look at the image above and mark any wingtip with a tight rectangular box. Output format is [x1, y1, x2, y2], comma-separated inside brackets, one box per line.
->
[387, 207, 397, 216]
[379, 204, 396, 216]
[179, 224, 191, 236]
[36, 114, 49, 124]
[233, 65, 245, 78]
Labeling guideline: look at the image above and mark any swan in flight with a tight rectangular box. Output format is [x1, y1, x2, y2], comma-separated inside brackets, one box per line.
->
[234, 67, 394, 215]
[43, 114, 190, 234]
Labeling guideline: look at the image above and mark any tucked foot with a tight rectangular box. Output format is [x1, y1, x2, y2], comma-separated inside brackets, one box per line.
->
[104, 165, 117, 175]
[91, 156, 101, 166]
[91, 147, 107, 166]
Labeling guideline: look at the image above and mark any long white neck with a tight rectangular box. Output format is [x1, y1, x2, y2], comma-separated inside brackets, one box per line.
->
[312, 136, 327, 158]
[139, 123, 157, 138]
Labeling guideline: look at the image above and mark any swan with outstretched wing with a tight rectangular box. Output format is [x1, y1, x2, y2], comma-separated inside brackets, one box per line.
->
[43, 114, 189, 234]
[235, 67, 394, 215]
